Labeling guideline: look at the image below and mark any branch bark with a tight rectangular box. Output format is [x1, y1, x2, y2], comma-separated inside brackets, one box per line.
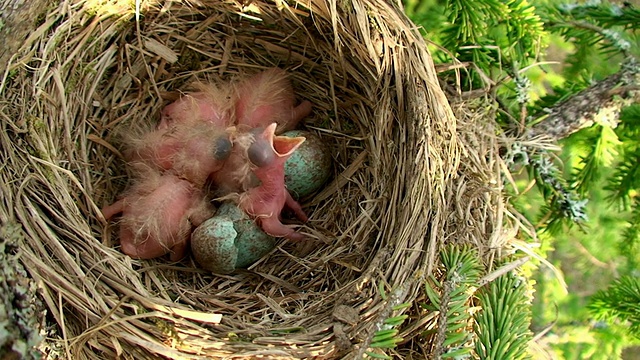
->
[528, 59, 640, 141]
[0, 0, 53, 72]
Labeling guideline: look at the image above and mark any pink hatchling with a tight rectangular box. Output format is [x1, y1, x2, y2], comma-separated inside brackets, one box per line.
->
[236, 123, 308, 241]
[234, 68, 312, 132]
[101, 172, 215, 260]
[125, 119, 232, 187]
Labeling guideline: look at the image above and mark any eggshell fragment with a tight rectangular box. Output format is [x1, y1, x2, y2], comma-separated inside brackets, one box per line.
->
[191, 215, 238, 274]
[217, 203, 277, 268]
[191, 203, 276, 274]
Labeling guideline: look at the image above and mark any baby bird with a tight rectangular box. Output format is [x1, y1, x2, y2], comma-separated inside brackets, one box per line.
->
[102, 171, 215, 261]
[125, 120, 232, 187]
[235, 123, 308, 241]
[158, 82, 235, 130]
[104, 68, 314, 261]
[234, 68, 312, 133]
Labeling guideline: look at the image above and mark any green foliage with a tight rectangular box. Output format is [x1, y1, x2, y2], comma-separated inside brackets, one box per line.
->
[530, 224, 631, 360]
[619, 200, 640, 269]
[588, 275, 640, 338]
[546, 322, 633, 360]
[570, 124, 621, 196]
[424, 245, 483, 359]
[564, 105, 640, 271]
[605, 105, 640, 208]
[474, 271, 533, 360]
[366, 287, 410, 359]
[516, 1, 640, 235]
[541, 0, 637, 79]
[505, 1, 640, 245]
[405, 0, 640, 356]
[605, 144, 640, 206]
[405, 0, 546, 86]
[524, 149, 588, 233]
[610, 108, 640, 265]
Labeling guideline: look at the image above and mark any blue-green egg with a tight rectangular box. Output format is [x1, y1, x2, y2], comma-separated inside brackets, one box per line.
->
[282, 130, 332, 199]
[191, 203, 275, 274]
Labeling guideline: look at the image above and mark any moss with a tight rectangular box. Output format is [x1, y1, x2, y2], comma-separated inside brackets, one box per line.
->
[227, 332, 260, 342]
[0, 223, 46, 359]
[26, 116, 56, 183]
[153, 318, 182, 346]
[35, 1, 58, 28]
[177, 48, 203, 73]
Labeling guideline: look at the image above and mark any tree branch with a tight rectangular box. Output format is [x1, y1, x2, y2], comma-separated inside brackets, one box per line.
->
[0, 0, 53, 72]
[528, 59, 640, 141]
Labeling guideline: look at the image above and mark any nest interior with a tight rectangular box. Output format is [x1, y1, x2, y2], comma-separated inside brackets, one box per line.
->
[0, 0, 507, 358]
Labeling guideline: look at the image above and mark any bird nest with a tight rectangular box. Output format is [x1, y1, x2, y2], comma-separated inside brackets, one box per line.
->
[0, 0, 511, 358]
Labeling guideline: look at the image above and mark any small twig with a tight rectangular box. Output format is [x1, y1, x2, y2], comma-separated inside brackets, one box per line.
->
[478, 256, 530, 287]
[531, 303, 559, 342]
[565, 20, 631, 58]
[355, 275, 412, 359]
[431, 280, 453, 360]
[435, 62, 472, 73]
[572, 240, 611, 269]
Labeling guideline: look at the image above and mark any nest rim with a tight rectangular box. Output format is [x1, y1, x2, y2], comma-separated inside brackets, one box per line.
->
[0, 0, 511, 358]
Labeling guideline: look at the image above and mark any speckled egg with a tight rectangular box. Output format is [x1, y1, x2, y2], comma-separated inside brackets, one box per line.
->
[191, 203, 275, 274]
[283, 130, 332, 199]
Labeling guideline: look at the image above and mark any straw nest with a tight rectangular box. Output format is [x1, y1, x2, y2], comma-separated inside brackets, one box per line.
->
[0, 0, 511, 358]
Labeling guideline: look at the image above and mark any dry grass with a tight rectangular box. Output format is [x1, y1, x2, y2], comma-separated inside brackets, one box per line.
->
[0, 0, 515, 358]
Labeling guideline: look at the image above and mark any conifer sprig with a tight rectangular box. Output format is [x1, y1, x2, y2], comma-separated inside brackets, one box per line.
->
[529, 150, 589, 231]
[474, 271, 533, 360]
[588, 275, 640, 338]
[571, 124, 621, 196]
[424, 245, 483, 359]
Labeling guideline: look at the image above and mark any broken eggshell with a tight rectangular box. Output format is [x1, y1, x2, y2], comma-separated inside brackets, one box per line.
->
[282, 130, 332, 199]
[191, 202, 276, 274]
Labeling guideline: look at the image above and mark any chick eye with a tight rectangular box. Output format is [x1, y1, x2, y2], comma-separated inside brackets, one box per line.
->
[248, 140, 275, 167]
[213, 136, 232, 160]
